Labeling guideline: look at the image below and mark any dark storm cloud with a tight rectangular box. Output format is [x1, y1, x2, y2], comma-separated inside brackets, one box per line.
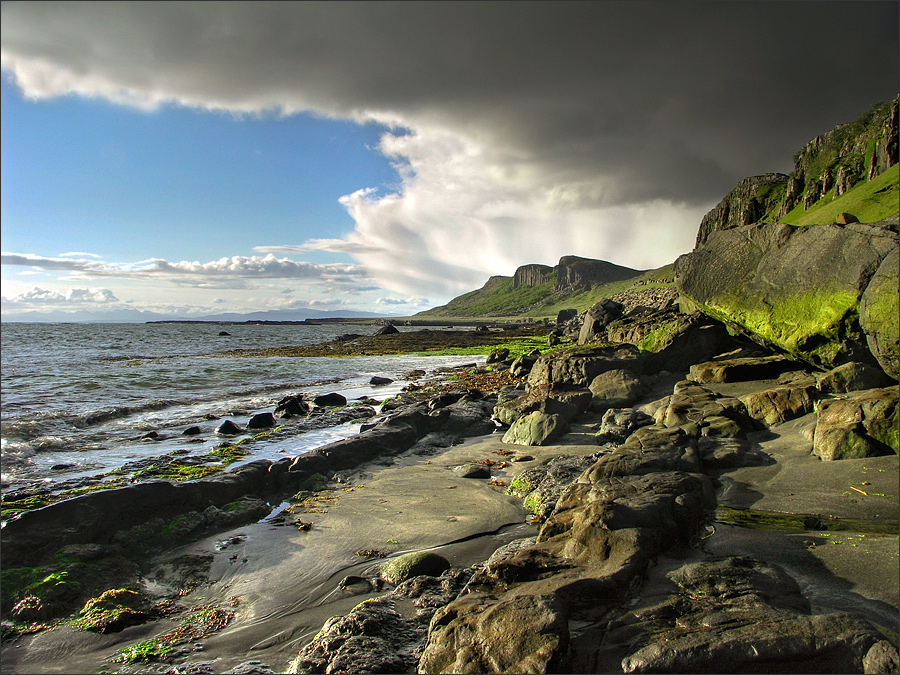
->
[3, 1, 895, 205]
[2, 2, 897, 299]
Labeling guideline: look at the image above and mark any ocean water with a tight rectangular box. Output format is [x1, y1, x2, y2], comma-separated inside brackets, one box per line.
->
[0, 322, 484, 496]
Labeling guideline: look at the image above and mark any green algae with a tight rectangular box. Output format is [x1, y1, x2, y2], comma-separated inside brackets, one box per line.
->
[700, 287, 860, 365]
[116, 638, 173, 665]
[637, 317, 690, 353]
[716, 506, 898, 535]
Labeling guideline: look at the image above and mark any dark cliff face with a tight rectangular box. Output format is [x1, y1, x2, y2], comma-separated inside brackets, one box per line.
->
[513, 264, 553, 289]
[695, 174, 789, 248]
[697, 95, 899, 248]
[554, 256, 642, 291]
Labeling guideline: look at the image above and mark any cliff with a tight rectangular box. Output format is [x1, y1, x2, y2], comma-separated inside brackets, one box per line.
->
[699, 96, 899, 245]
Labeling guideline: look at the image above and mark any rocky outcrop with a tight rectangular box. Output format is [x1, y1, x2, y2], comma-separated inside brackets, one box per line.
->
[494, 382, 592, 426]
[813, 387, 899, 460]
[860, 247, 900, 378]
[578, 298, 624, 344]
[696, 173, 789, 247]
[554, 256, 641, 292]
[513, 263, 553, 288]
[609, 558, 888, 674]
[696, 97, 898, 233]
[676, 216, 899, 374]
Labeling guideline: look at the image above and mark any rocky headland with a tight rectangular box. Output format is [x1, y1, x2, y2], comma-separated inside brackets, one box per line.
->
[2, 102, 898, 674]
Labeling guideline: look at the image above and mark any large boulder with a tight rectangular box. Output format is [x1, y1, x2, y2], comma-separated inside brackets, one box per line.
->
[588, 368, 648, 412]
[817, 361, 895, 394]
[501, 411, 569, 446]
[615, 557, 889, 675]
[676, 217, 899, 371]
[739, 383, 818, 427]
[860, 247, 900, 379]
[812, 387, 899, 460]
[577, 298, 624, 344]
[379, 551, 451, 586]
[528, 344, 643, 387]
[493, 383, 592, 426]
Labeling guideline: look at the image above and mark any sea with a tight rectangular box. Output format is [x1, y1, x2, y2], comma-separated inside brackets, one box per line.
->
[0, 322, 485, 498]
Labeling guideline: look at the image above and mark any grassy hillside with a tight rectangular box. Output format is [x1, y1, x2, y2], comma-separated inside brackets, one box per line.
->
[418, 264, 675, 320]
[417, 273, 559, 318]
[780, 163, 899, 226]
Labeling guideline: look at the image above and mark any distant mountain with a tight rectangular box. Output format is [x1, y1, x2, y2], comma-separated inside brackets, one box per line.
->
[1, 307, 390, 323]
[417, 256, 675, 319]
[193, 308, 388, 322]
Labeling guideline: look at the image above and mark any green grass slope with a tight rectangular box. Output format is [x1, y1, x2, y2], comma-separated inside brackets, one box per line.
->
[418, 264, 676, 320]
[781, 164, 899, 226]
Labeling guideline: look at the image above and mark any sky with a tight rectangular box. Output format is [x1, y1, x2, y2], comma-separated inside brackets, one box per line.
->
[1, 2, 898, 321]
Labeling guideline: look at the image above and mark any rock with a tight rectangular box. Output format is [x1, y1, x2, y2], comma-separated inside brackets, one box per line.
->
[405, 369, 426, 378]
[441, 397, 497, 437]
[578, 298, 624, 344]
[513, 263, 553, 288]
[76, 588, 151, 633]
[554, 255, 641, 292]
[614, 557, 886, 675]
[864, 640, 900, 675]
[588, 368, 649, 412]
[225, 661, 276, 675]
[453, 463, 491, 479]
[373, 324, 400, 335]
[639, 316, 740, 375]
[369, 376, 394, 386]
[419, 593, 570, 674]
[817, 361, 895, 394]
[739, 384, 818, 427]
[836, 211, 860, 224]
[528, 343, 643, 387]
[697, 436, 757, 470]
[494, 382, 592, 426]
[502, 411, 569, 446]
[215, 420, 243, 435]
[379, 551, 451, 586]
[556, 308, 578, 325]
[182, 425, 203, 436]
[428, 392, 464, 409]
[509, 354, 538, 377]
[677, 217, 898, 370]
[596, 408, 654, 445]
[689, 354, 806, 384]
[275, 395, 309, 418]
[313, 392, 347, 407]
[486, 347, 510, 364]
[288, 597, 417, 674]
[860, 246, 899, 379]
[695, 173, 790, 247]
[140, 431, 160, 440]
[813, 387, 899, 460]
[585, 424, 702, 477]
[218, 331, 231, 336]
[659, 380, 754, 435]
[247, 412, 276, 429]
[506, 454, 598, 519]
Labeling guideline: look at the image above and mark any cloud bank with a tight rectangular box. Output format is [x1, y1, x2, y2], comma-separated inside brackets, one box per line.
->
[2, 2, 897, 302]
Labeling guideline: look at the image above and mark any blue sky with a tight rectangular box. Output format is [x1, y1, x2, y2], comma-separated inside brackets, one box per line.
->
[1, 2, 897, 321]
[2, 77, 399, 264]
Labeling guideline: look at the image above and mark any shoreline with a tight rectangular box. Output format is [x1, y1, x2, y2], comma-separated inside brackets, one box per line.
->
[2, 322, 897, 674]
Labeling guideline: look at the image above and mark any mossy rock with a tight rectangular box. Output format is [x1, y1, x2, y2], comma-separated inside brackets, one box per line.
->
[379, 551, 451, 586]
[75, 588, 150, 633]
[677, 219, 898, 370]
[860, 248, 899, 379]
